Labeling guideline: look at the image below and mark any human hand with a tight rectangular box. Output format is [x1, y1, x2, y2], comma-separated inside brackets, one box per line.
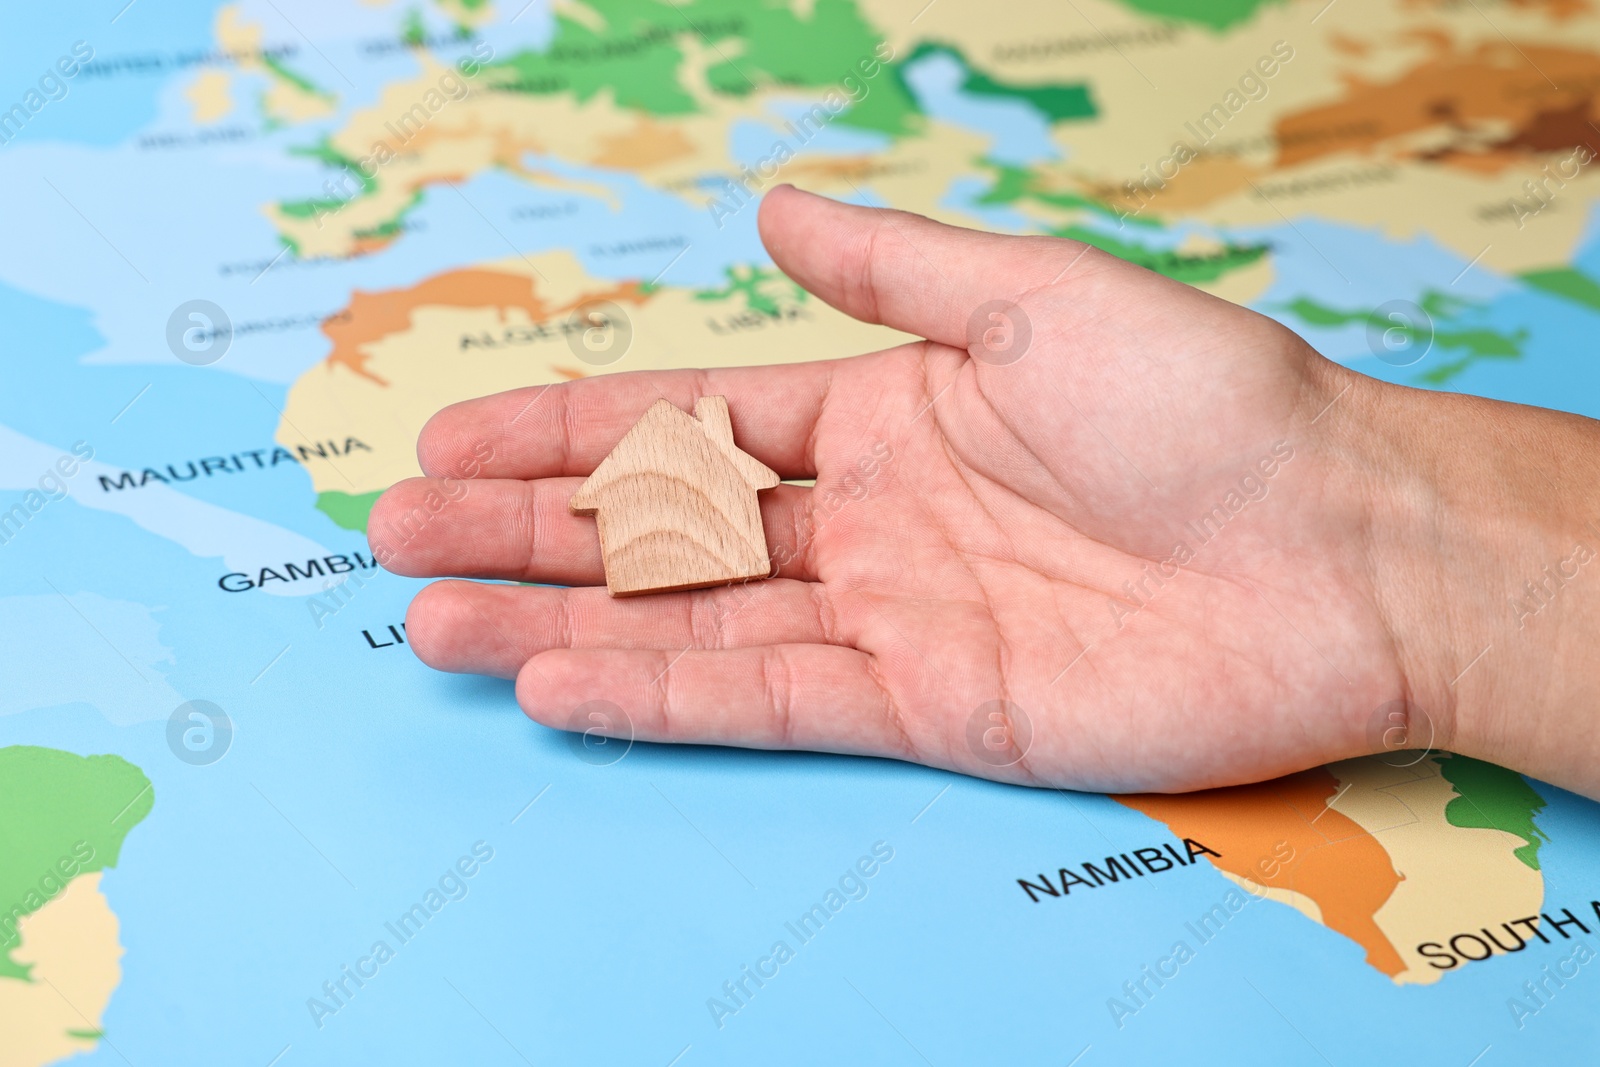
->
[371, 185, 1600, 796]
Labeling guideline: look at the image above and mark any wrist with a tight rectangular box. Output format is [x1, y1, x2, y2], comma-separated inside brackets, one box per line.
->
[1332, 362, 1600, 792]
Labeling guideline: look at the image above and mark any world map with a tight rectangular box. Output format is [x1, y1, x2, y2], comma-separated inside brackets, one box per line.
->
[4, 0, 1600, 1063]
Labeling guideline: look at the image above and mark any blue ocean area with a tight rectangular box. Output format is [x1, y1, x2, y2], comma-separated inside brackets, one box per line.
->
[1246, 209, 1600, 421]
[900, 48, 1062, 166]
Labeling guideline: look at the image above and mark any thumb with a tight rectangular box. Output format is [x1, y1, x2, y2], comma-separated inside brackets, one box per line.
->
[756, 184, 1143, 350]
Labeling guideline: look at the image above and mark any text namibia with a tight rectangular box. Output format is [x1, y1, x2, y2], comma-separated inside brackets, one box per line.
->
[1018, 839, 1220, 902]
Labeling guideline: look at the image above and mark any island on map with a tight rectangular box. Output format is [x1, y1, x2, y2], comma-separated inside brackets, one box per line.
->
[0, 746, 154, 1066]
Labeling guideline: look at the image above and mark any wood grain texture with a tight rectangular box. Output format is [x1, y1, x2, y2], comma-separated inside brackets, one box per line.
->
[570, 396, 780, 596]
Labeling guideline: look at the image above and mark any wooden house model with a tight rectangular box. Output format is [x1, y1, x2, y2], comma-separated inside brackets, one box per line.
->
[570, 396, 780, 596]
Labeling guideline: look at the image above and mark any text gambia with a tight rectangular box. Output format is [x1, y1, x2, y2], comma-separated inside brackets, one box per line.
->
[218, 552, 379, 592]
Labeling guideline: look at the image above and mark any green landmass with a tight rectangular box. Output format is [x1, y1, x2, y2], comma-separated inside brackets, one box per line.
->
[1280, 293, 1525, 385]
[262, 54, 333, 100]
[289, 140, 377, 193]
[275, 140, 420, 247]
[481, 0, 924, 132]
[834, 61, 923, 137]
[694, 265, 808, 315]
[402, 8, 427, 47]
[1437, 754, 1549, 871]
[480, 4, 1100, 138]
[317, 490, 384, 533]
[901, 43, 1096, 122]
[286, 139, 376, 198]
[1520, 267, 1600, 313]
[703, 0, 887, 97]
[1054, 224, 1268, 284]
[277, 195, 351, 224]
[975, 160, 1151, 228]
[480, 0, 704, 114]
[1416, 344, 1524, 385]
[1109, 0, 1291, 31]
[353, 190, 425, 244]
[0, 747, 154, 980]
[278, 140, 380, 226]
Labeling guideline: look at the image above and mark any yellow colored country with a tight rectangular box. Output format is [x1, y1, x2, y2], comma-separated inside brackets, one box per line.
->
[0, 873, 125, 1067]
[278, 251, 910, 497]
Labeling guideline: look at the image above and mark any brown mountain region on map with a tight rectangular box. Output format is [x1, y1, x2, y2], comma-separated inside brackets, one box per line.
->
[1403, 0, 1593, 18]
[1119, 767, 1407, 977]
[1274, 39, 1600, 174]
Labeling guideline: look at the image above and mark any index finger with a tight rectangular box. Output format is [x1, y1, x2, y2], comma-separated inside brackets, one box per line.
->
[417, 359, 842, 483]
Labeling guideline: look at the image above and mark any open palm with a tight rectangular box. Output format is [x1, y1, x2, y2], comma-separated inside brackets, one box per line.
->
[372, 185, 1410, 793]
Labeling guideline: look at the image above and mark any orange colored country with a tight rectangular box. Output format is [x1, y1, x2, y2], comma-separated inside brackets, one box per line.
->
[1118, 767, 1406, 977]
[321, 269, 650, 385]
